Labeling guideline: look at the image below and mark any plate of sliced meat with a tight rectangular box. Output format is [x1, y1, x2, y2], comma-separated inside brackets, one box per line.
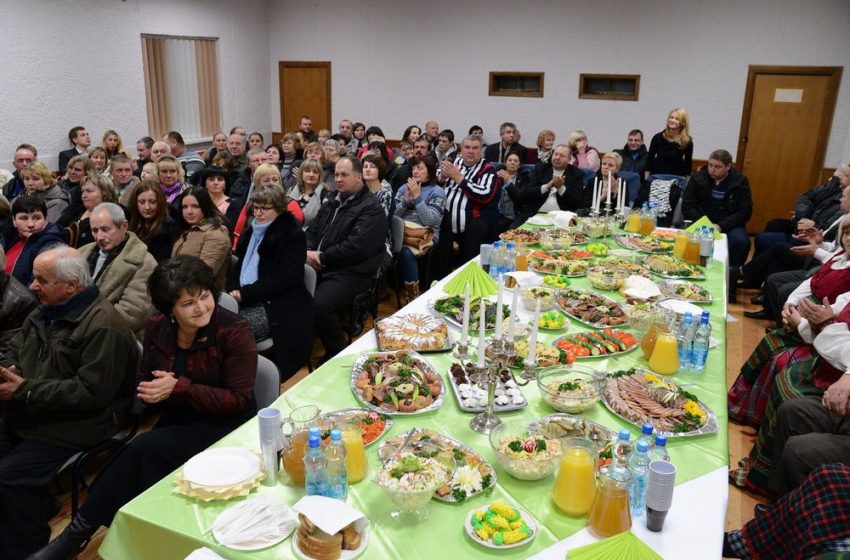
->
[600, 368, 717, 437]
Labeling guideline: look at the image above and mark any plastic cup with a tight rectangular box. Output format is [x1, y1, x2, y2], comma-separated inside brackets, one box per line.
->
[479, 244, 493, 267]
[646, 507, 668, 532]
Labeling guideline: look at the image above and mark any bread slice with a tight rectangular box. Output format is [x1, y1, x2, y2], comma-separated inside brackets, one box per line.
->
[297, 518, 343, 560]
[341, 523, 360, 550]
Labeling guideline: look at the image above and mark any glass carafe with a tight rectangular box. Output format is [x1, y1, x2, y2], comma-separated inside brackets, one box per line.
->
[640, 308, 672, 360]
[281, 404, 321, 486]
[552, 437, 597, 516]
[588, 468, 632, 538]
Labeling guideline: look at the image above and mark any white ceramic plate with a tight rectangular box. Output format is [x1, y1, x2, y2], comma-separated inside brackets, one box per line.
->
[464, 504, 537, 549]
[183, 447, 260, 488]
[212, 497, 297, 551]
[292, 526, 369, 559]
[527, 214, 553, 226]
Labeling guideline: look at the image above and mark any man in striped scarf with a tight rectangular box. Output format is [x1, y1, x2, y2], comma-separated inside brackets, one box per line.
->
[438, 135, 501, 264]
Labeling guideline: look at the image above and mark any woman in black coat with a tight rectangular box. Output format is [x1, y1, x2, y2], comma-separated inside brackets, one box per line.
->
[227, 184, 313, 380]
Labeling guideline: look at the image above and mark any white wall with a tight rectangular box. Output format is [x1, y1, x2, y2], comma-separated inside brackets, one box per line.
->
[268, 0, 850, 167]
[0, 0, 270, 170]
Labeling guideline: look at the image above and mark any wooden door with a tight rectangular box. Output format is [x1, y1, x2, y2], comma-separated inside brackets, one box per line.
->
[736, 66, 841, 232]
[278, 62, 331, 134]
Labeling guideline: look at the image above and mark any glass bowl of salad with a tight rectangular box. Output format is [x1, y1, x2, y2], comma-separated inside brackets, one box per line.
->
[489, 419, 564, 480]
[537, 366, 604, 414]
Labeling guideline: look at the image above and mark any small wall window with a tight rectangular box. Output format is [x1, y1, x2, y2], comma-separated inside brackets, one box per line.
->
[579, 74, 640, 101]
[489, 72, 544, 98]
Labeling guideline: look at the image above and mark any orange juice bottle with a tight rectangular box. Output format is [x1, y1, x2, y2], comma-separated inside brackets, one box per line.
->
[649, 333, 679, 375]
[588, 470, 632, 538]
[673, 230, 688, 258]
[552, 438, 597, 516]
[683, 231, 701, 264]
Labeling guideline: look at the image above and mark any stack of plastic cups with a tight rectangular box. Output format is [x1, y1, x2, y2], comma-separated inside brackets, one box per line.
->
[258, 408, 283, 486]
[645, 460, 676, 531]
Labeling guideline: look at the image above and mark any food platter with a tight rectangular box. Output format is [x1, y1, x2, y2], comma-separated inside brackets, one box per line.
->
[527, 413, 617, 448]
[448, 362, 527, 412]
[554, 329, 639, 360]
[614, 234, 673, 253]
[378, 428, 497, 503]
[555, 289, 629, 329]
[592, 256, 651, 277]
[429, 296, 510, 330]
[529, 258, 589, 277]
[350, 351, 445, 416]
[316, 408, 393, 447]
[600, 369, 718, 438]
[643, 255, 705, 280]
[465, 504, 537, 549]
[657, 280, 713, 304]
[499, 229, 540, 244]
[530, 248, 594, 260]
[375, 313, 454, 353]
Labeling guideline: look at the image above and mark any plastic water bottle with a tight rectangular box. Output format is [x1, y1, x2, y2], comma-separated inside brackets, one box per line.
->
[489, 241, 504, 280]
[628, 440, 650, 518]
[650, 434, 671, 463]
[611, 429, 633, 472]
[304, 427, 327, 497]
[325, 429, 348, 500]
[504, 242, 517, 274]
[699, 226, 713, 266]
[676, 312, 694, 371]
[691, 312, 712, 372]
[636, 422, 654, 452]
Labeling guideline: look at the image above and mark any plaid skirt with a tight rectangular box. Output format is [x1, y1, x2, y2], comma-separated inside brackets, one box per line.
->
[742, 464, 850, 560]
[743, 356, 823, 494]
[728, 326, 810, 427]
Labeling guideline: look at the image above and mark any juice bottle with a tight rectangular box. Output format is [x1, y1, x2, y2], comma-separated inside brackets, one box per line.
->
[683, 231, 701, 264]
[282, 430, 309, 485]
[588, 469, 632, 538]
[649, 333, 679, 375]
[625, 210, 642, 233]
[552, 438, 597, 516]
[341, 423, 368, 483]
[673, 230, 688, 258]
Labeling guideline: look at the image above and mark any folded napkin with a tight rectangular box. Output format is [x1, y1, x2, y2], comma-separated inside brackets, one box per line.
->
[567, 531, 662, 559]
[212, 496, 297, 548]
[185, 548, 227, 560]
[685, 216, 722, 239]
[292, 495, 369, 536]
[443, 262, 498, 297]
[549, 211, 578, 229]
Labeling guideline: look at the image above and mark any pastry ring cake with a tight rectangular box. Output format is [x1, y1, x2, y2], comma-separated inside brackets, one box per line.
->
[376, 313, 448, 351]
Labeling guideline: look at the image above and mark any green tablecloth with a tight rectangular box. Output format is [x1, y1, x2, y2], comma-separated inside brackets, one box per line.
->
[101, 241, 729, 559]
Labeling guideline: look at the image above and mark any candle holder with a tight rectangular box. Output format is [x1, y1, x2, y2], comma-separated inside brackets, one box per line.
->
[469, 336, 531, 435]
[453, 340, 471, 363]
[520, 358, 539, 381]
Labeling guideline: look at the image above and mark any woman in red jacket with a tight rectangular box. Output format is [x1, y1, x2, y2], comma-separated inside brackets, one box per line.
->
[35, 255, 258, 559]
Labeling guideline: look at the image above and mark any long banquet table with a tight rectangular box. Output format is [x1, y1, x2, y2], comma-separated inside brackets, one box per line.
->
[101, 224, 730, 559]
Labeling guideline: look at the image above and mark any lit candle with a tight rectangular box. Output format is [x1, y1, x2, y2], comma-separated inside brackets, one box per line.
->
[494, 277, 504, 339]
[506, 282, 519, 342]
[476, 298, 486, 368]
[460, 283, 470, 346]
[526, 300, 540, 366]
[606, 171, 612, 204]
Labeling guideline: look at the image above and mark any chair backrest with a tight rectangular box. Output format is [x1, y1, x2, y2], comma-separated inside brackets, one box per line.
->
[254, 355, 280, 408]
[304, 263, 317, 296]
[391, 215, 405, 254]
[218, 292, 239, 314]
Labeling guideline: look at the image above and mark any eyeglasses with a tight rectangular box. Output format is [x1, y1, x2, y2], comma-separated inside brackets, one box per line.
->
[252, 205, 275, 212]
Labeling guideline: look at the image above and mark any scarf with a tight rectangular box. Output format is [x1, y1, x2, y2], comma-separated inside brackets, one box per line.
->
[239, 219, 272, 287]
[160, 181, 183, 204]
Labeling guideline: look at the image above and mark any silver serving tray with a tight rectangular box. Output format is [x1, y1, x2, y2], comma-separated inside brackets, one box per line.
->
[555, 289, 630, 330]
[527, 413, 617, 448]
[316, 407, 393, 448]
[553, 332, 639, 360]
[378, 428, 498, 503]
[614, 234, 672, 254]
[528, 259, 589, 278]
[446, 362, 527, 413]
[599, 372, 718, 438]
[350, 351, 445, 416]
[656, 280, 713, 304]
[375, 315, 455, 353]
[642, 256, 706, 280]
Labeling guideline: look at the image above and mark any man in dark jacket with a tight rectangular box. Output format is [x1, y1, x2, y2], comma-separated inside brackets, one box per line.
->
[510, 144, 586, 226]
[614, 129, 649, 176]
[682, 149, 753, 267]
[306, 157, 387, 361]
[0, 246, 138, 559]
[483, 122, 527, 164]
[58, 126, 90, 176]
[1, 144, 37, 201]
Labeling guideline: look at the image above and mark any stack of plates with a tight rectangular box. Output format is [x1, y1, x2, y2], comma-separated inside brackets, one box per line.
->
[175, 447, 264, 501]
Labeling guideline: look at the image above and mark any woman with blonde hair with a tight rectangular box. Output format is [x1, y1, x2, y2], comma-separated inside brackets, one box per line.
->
[58, 173, 119, 247]
[21, 162, 69, 223]
[101, 129, 132, 162]
[646, 107, 694, 181]
[536, 129, 556, 163]
[205, 131, 228, 164]
[568, 130, 600, 172]
[290, 158, 329, 226]
[156, 154, 189, 212]
[88, 146, 110, 175]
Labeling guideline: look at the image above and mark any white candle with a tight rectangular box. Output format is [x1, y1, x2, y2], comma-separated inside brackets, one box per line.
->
[606, 171, 612, 204]
[526, 300, 540, 366]
[617, 178, 624, 213]
[494, 277, 504, 339]
[460, 283, 470, 346]
[592, 177, 599, 211]
[506, 283, 519, 342]
[476, 298, 486, 367]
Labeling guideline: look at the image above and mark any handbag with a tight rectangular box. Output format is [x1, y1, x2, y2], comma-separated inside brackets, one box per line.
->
[403, 221, 435, 256]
